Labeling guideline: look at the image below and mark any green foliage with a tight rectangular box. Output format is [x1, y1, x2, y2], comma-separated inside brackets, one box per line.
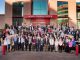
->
[13, 2, 24, 7]
[5, 24, 9, 29]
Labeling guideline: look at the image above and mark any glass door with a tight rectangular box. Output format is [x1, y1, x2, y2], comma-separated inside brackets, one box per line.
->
[13, 18, 23, 26]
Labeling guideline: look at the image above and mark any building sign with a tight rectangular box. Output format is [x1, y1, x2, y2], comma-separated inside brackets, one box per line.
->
[23, 15, 57, 19]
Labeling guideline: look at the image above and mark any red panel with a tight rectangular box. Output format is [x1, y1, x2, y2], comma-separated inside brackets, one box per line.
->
[23, 15, 57, 19]
[32, 18, 50, 26]
[12, 15, 58, 19]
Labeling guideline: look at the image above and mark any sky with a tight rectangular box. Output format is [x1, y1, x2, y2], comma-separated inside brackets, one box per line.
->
[0, 0, 5, 14]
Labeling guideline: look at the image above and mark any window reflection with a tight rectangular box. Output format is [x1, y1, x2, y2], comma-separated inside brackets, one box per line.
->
[0, 0, 5, 14]
[33, 0, 48, 15]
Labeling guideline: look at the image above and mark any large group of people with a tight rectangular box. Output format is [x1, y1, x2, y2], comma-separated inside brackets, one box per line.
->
[0, 24, 80, 54]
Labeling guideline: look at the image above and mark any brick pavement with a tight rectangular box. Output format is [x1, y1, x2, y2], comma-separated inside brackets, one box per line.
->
[0, 51, 80, 60]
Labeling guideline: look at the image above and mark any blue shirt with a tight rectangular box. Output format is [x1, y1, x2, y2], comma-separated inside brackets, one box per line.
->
[13, 37, 17, 43]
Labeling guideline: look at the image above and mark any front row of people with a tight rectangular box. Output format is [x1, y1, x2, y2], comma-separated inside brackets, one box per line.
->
[3, 33, 76, 53]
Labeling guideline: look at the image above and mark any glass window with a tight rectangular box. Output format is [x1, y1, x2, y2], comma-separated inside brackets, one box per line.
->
[40, 2, 48, 10]
[33, 10, 41, 15]
[0, 0, 5, 14]
[33, 0, 48, 15]
[40, 10, 48, 15]
[33, 10, 48, 15]
[33, 2, 41, 10]
[12, 2, 23, 26]
[12, 18, 23, 26]
[13, 2, 23, 16]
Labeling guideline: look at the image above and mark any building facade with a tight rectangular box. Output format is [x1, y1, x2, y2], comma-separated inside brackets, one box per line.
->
[0, 0, 80, 29]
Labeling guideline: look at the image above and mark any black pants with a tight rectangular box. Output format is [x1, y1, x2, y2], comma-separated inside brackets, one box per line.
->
[11, 45, 14, 51]
[36, 43, 40, 51]
[59, 45, 63, 52]
[50, 45, 54, 52]
[8, 44, 10, 52]
[21, 43, 24, 51]
[32, 44, 36, 51]
[0, 41, 1, 46]
[18, 43, 21, 50]
[48, 45, 50, 51]
[40, 45, 43, 51]
[25, 44, 28, 51]
[65, 46, 69, 53]
[14, 42, 18, 51]
[79, 45, 80, 53]
[29, 43, 32, 51]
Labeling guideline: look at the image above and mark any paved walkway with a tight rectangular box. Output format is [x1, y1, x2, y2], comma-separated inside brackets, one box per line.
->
[0, 51, 80, 60]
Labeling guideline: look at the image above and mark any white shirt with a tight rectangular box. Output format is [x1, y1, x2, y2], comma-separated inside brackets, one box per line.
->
[18, 37, 21, 43]
[4, 37, 10, 45]
[29, 37, 32, 44]
[4, 39, 8, 45]
[59, 40, 63, 46]
[60, 32, 64, 37]
[37, 36, 41, 40]
[21, 37, 25, 43]
[66, 39, 70, 43]
[49, 38, 54, 45]
[45, 36, 48, 42]
[7, 38, 10, 44]
[9, 29, 14, 35]
[55, 40, 59, 46]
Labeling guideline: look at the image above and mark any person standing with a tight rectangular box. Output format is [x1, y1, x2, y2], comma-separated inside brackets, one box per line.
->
[13, 35, 18, 51]
[65, 37, 70, 53]
[36, 35, 40, 51]
[18, 34, 21, 50]
[68, 39, 73, 53]
[55, 38, 59, 52]
[11, 38, 14, 51]
[44, 35, 49, 51]
[76, 43, 79, 56]
[9, 28, 14, 35]
[58, 37, 63, 52]
[40, 36, 44, 51]
[49, 35, 54, 52]
[6, 37, 11, 52]
[32, 36, 36, 51]
[24, 36, 28, 51]
[21, 35, 25, 51]
[28, 36, 32, 51]
[3, 37, 8, 55]
[0, 39, 1, 46]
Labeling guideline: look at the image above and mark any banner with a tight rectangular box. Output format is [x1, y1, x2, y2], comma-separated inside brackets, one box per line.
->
[23, 15, 57, 19]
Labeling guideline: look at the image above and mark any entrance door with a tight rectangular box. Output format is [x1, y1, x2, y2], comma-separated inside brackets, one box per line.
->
[32, 18, 50, 26]
[12, 18, 23, 26]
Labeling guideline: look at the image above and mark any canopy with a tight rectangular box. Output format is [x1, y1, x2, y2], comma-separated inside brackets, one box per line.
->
[23, 15, 57, 19]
